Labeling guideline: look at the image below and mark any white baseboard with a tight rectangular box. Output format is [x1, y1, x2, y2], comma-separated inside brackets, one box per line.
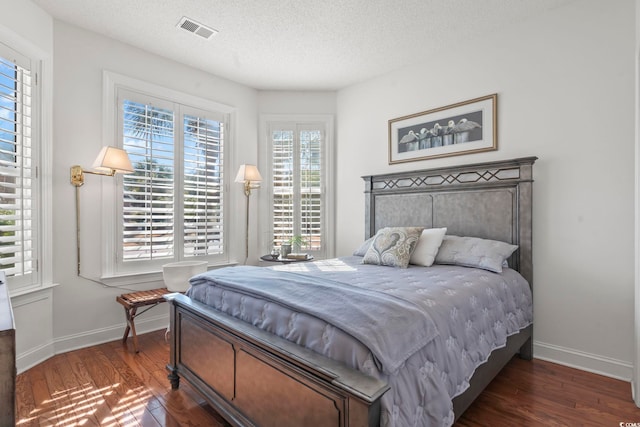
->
[16, 340, 55, 373]
[18, 322, 634, 384]
[534, 340, 633, 382]
[16, 313, 169, 374]
[53, 313, 169, 354]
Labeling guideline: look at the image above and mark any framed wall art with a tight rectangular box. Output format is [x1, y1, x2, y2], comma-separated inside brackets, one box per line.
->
[388, 93, 497, 164]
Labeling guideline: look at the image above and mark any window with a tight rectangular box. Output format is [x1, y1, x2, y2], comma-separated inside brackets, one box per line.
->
[264, 117, 334, 259]
[0, 43, 39, 289]
[104, 73, 232, 276]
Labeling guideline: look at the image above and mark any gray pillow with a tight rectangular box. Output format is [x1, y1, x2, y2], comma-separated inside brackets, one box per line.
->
[362, 227, 424, 268]
[434, 235, 518, 273]
[353, 236, 375, 256]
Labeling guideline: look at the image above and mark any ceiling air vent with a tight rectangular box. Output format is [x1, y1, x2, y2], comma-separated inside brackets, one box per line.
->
[177, 16, 218, 40]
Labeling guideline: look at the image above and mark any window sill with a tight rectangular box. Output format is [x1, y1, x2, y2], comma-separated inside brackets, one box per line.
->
[99, 260, 239, 289]
[10, 282, 60, 298]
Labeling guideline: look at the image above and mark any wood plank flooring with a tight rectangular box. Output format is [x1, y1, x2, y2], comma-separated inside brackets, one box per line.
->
[15, 330, 640, 426]
[16, 331, 229, 427]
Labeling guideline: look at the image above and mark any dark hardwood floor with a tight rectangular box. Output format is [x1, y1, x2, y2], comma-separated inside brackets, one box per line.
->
[15, 330, 640, 426]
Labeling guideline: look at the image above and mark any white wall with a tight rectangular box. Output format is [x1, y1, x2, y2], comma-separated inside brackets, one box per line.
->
[46, 21, 258, 359]
[258, 91, 336, 115]
[634, 0, 640, 405]
[336, 0, 635, 379]
[0, 0, 56, 371]
[256, 91, 337, 255]
[5, 5, 341, 372]
[5, 0, 637, 383]
[0, 0, 52, 50]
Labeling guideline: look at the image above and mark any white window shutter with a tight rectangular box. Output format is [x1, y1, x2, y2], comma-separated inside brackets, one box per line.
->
[122, 100, 176, 261]
[0, 51, 36, 285]
[270, 124, 324, 254]
[183, 114, 225, 257]
[119, 96, 228, 268]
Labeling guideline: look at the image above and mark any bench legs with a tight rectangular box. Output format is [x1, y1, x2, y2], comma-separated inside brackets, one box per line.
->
[116, 288, 171, 353]
[122, 306, 140, 353]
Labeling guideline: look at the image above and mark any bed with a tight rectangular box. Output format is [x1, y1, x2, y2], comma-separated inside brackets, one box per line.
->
[165, 156, 537, 427]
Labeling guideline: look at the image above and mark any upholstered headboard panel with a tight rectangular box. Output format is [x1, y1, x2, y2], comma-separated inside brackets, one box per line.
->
[362, 157, 536, 285]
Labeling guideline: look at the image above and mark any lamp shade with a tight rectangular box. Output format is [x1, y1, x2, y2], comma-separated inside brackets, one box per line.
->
[235, 164, 262, 183]
[92, 146, 134, 174]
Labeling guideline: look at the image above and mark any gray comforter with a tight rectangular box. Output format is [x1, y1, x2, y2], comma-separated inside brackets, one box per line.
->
[187, 256, 533, 427]
[189, 266, 439, 373]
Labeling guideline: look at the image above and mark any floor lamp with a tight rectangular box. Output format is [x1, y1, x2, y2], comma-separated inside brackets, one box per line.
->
[70, 146, 134, 275]
[235, 164, 262, 263]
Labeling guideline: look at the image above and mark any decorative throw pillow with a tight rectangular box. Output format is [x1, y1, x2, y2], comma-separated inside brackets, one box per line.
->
[409, 227, 447, 267]
[434, 235, 518, 273]
[353, 236, 375, 257]
[362, 227, 424, 268]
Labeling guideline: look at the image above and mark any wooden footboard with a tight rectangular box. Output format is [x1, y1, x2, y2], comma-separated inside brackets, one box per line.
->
[165, 293, 390, 427]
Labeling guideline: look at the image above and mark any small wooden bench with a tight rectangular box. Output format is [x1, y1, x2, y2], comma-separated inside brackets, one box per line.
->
[116, 288, 173, 353]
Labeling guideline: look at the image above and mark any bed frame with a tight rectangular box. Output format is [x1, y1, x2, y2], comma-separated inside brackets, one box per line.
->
[165, 156, 537, 427]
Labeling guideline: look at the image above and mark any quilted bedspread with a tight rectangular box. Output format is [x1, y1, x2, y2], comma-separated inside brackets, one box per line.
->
[189, 265, 439, 374]
[187, 256, 533, 427]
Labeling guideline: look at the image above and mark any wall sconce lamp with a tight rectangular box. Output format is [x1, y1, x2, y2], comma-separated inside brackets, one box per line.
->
[70, 146, 134, 187]
[70, 146, 134, 275]
[235, 164, 262, 263]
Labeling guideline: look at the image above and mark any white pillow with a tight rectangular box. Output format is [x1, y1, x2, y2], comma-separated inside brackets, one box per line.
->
[409, 228, 447, 267]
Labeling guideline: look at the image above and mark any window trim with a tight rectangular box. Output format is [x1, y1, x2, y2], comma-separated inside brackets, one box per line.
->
[258, 114, 335, 260]
[101, 71, 236, 280]
[0, 33, 54, 296]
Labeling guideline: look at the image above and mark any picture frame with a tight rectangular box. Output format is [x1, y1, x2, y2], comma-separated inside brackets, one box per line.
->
[388, 93, 497, 164]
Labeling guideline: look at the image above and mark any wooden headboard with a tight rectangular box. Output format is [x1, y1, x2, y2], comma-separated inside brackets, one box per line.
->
[362, 157, 537, 285]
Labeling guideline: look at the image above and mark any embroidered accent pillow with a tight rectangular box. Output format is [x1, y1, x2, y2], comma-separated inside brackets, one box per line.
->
[362, 227, 424, 268]
[434, 235, 518, 273]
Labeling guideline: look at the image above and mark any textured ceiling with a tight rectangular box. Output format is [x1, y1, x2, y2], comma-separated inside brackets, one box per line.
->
[33, 0, 577, 90]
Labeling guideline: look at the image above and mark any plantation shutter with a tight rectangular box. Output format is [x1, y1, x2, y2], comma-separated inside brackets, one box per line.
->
[183, 113, 225, 257]
[272, 129, 295, 246]
[117, 89, 228, 270]
[122, 98, 175, 261]
[271, 124, 324, 253]
[299, 128, 322, 251]
[0, 44, 36, 284]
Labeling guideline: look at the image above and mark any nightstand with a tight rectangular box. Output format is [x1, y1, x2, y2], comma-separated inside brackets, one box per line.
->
[260, 254, 314, 265]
